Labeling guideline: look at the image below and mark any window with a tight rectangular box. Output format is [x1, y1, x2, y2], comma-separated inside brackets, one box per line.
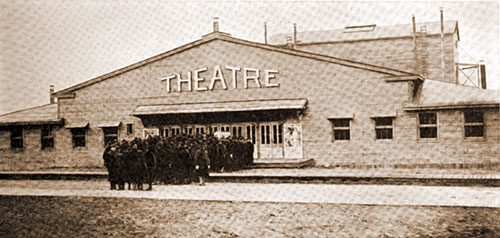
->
[331, 119, 350, 141]
[464, 111, 484, 138]
[271, 124, 283, 144]
[103, 127, 118, 146]
[127, 123, 133, 135]
[71, 128, 86, 147]
[41, 126, 54, 150]
[418, 113, 437, 139]
[10, 127, 23, 149]
[246, 125, 256, 144]
[261, 125, 271, 144]
[232, 126, 242, 138]
[162, 128, 169, 137]
[374, 117, 393, 140]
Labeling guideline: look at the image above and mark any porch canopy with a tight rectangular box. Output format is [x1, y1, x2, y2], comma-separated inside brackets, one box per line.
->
[131, 99, 307, 126]
[132, 99, 307, 116]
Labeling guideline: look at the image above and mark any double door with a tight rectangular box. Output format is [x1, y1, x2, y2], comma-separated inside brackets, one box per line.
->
[259, 122, 283, 159]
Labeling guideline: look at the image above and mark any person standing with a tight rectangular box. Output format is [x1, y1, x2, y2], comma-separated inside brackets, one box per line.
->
[194, 142, 211, 186]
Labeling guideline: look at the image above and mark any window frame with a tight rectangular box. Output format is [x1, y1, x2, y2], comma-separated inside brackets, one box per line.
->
[10, 127, 24, 150]
[71, 128, 87, 148]
[330, 118, 351, 142]
[126, 123, 133, 135]
[417, 112, 438, 140]
[373, 117, 394, 140]
[103, 127, 119, 147]
[463, 110, 486, 139]
[41, 125, 55, 150]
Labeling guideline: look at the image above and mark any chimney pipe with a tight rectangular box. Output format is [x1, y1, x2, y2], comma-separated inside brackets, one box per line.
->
[213, 17, 219, 32]
[49, 85, 55, 104]
[412, 14, 418, 75]
[293, 23, 297, 47]
[264, 22, 268, 44]
[480, 64, 487, 89]
[440, 8, 445, 81]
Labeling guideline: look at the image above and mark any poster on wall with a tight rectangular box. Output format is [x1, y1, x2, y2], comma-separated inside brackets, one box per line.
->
[143, 128, 160, 138]
[284, 123, 303, 159]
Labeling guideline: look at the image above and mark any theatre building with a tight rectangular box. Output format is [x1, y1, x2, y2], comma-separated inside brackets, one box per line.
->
[1, 20, 499, 171]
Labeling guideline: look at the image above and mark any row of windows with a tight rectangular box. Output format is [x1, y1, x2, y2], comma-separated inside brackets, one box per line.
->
[7, 111, 486, 149]
[10, 126, 55, 149]
[331, 111, 485, 141]
[8, 124, 133, 150]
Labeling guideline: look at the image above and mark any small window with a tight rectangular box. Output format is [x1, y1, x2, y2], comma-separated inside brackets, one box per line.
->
[162, 128, 169, 137]
[374, 117, 393, 140]
[103, 127, 118, 146]
[261, 125, 271, 144]
[331, 119, 351, 141]
[10, 127, 23, 149]
[464, 111, 484, 138]
[127, 123, 133, 135]
[418, 113, 437, 139]
[71, 128, 86, 147]
[41, 126, 54, 150]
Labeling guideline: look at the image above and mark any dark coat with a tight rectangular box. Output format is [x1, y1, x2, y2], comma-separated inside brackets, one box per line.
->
[194, 148, 210, 178]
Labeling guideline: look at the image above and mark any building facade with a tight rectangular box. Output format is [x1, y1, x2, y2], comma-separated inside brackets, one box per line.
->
[1, 22, 498, 171]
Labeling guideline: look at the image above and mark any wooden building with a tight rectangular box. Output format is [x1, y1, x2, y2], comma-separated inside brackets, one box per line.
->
[1, 20, 498, 170]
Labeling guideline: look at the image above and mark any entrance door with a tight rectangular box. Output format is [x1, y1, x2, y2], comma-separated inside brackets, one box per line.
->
[259, 122, 283, 159]
[244, 124, 258, 158]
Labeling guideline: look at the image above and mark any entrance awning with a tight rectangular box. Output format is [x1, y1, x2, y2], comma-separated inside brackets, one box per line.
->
[65, 121, 89, 129]
[131, 99, 307, 116]
[97, 121, 121, 128]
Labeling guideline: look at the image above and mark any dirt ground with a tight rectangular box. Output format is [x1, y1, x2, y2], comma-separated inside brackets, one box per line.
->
[1, 196, 498, 238]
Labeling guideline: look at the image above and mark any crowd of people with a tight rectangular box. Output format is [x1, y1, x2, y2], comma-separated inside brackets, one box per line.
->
[102, 134, 254, 190]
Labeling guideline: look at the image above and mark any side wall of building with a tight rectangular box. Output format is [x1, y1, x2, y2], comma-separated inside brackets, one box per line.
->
[296, 34, 457, 84]
[307, 107, 499, 166]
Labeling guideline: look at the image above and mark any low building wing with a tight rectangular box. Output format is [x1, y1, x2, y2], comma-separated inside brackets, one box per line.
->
[0, 104, 62, 126]
[405, 80, 500, 111]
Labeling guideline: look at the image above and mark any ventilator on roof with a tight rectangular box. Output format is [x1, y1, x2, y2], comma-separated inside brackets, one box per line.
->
[343, 24, 376, 33]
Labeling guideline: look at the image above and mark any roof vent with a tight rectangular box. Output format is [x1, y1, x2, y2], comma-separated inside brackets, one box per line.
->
[286, 36, 293, 48]
[343, 24, 376, 33]
[420, 25, 427, 33]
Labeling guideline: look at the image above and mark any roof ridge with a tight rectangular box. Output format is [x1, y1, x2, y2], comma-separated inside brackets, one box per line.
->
[0, 103, 54, 117]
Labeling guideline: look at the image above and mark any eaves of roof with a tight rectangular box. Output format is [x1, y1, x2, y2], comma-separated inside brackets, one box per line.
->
[0, 103, 62, 126]
[53, 31, 416, 97]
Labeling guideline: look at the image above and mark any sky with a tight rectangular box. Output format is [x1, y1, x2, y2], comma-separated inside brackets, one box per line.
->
[1, 0, 498, 115]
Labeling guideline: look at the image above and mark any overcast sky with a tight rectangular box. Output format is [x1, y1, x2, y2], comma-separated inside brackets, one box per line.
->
[1, 0, 498, 115]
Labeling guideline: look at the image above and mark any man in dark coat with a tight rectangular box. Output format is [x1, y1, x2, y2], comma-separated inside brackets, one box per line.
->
[103, 142, 119, 190]
[214, 140, 226, 172]
[194, 142, 210, 185]
[244, 138, 255, 166]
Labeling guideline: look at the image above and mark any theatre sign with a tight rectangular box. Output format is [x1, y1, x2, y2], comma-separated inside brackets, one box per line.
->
[161, 65, 280, 93]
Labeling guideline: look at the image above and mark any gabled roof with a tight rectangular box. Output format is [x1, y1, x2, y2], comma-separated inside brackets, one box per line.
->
[53, 31, 416, 97]
[269, 21, 459, 45]
[0, 103, 62, 126]
[405, 80, 500, 111]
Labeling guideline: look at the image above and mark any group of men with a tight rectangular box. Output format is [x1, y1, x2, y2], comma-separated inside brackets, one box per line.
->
[102, 134, 254, 190]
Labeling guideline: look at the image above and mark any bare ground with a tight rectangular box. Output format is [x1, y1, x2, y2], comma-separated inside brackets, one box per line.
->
[1, 196, 498, 238]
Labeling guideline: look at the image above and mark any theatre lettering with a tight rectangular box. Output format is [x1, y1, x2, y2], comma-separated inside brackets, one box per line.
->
[161, 65, 280, 92]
